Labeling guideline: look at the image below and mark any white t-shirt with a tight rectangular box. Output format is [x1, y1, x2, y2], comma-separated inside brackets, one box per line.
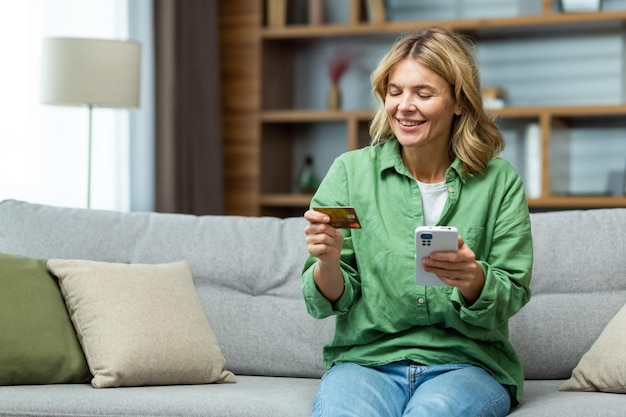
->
[417, 180, 448, 226]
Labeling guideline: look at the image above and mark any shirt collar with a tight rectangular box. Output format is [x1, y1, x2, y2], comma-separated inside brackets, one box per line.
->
[377, 139, 468, 184]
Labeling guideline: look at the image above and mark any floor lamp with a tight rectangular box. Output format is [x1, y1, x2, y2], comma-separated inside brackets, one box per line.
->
[40, 37, 141, 208]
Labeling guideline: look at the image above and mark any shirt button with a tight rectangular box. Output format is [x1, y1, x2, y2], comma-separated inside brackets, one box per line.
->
[417, 297, 425, 304]
[448, 187, 455, 193]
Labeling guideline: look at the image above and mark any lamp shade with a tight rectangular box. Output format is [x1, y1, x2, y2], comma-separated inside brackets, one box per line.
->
[41, 37, 140, 108]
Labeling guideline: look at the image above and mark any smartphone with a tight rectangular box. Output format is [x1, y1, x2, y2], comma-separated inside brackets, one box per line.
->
[313, 206, 362, 229]
[415, 226, 458, 286]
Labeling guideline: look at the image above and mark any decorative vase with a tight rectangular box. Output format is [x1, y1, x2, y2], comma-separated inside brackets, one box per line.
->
[297, 155, 320, 194]
[326, 84, 341, 110]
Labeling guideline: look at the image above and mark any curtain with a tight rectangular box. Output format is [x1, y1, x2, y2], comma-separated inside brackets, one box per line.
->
[153, 0, 223, 215]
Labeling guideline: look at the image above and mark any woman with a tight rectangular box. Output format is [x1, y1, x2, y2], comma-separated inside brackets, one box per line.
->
[302, 26, 533, 417]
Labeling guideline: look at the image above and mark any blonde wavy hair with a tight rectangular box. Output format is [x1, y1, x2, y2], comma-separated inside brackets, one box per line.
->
[369, 26, 503, 175]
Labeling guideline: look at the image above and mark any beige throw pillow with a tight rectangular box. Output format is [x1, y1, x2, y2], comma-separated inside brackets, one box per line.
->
[560, 303, 626, 393]
[47, 259, 236, 388]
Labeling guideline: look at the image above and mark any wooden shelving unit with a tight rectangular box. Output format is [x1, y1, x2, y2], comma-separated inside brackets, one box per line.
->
[261, 8, 626, 39]
[219, 1, 626, 216]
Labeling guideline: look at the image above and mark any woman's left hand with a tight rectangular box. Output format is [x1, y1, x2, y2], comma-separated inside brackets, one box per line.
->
[421, 236, 485, 305]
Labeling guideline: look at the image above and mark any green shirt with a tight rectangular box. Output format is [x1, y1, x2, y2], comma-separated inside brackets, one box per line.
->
[301, 139, 533, 404]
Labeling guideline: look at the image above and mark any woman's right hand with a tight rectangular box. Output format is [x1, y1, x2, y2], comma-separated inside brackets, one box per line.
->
[304, 209, 346, 302]
[303, 209, 344, 263]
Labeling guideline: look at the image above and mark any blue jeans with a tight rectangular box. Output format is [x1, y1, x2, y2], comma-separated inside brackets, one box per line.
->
[312, 361, 511, 417]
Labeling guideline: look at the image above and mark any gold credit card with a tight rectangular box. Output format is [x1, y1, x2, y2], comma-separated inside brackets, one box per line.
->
[313, 206, 362, 229]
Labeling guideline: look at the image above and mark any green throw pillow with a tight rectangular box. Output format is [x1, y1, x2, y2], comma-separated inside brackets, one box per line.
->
[0, 252, 91, 384]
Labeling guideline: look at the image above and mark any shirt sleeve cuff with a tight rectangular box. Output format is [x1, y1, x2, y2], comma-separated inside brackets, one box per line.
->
[302, 264, 354, 317]
[450, 262, 496, 327]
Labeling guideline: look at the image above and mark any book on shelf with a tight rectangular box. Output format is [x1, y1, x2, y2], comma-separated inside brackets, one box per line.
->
[365, 0, 386, 24]
[308, 0, 325, 25]
[524, 123, 542, 199]
[266, 0, 287, 28]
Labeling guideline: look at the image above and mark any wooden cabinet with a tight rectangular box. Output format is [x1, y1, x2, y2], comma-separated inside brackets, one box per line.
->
[221, 0, 626, 216]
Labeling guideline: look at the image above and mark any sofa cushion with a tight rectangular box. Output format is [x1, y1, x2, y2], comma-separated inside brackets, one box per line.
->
[0, 200, 333, 379]
[510, 380, 626, 417]
[509, 208, 626, 380]
[0, 252, 91, 385]
[0, 375, 320, 417]
[560, 303, 626, 393]
[47, 259, 236, 388]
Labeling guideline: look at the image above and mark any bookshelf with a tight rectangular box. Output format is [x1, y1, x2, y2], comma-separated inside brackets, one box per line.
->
[219, 0, 626, 216]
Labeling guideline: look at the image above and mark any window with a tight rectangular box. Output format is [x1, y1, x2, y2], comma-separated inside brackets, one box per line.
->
[0, 0, 132, 210]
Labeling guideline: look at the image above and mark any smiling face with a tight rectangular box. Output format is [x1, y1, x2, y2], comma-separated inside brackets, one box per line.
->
[385, 59, 461, 153]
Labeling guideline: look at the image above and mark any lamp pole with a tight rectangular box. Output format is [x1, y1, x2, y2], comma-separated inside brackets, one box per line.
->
[87, 104, 93, 208]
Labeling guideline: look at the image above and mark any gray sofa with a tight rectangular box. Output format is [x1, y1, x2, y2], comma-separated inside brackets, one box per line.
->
[0, 199, 625, 417]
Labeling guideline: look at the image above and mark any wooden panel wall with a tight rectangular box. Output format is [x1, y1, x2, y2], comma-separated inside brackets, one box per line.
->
[219, 1, 262, 216]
